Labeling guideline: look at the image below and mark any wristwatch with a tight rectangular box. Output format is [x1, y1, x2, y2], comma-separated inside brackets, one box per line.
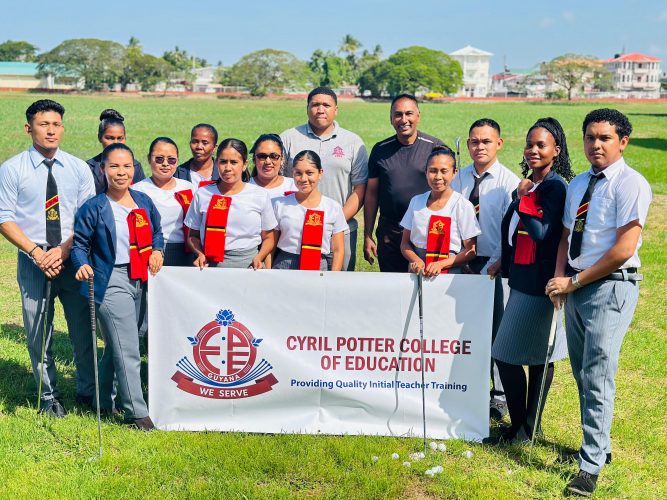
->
[571, 273, 583, 289]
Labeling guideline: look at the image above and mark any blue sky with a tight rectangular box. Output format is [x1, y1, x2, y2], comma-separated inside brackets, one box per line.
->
[5, 0, 666, 73]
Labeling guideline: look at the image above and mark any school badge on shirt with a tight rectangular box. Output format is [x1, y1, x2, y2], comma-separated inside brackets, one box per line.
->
[332, 146, 345, 158]
[171, 309, 278, 399]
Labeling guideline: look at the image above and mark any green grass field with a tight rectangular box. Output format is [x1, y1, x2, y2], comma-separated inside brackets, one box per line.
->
[0, 93, 665, 498]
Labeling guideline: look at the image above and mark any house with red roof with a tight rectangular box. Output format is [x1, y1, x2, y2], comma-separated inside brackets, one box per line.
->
[603, 53, 662, 98]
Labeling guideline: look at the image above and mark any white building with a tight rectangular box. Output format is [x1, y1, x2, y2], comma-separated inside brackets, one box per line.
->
[449, 46, 493, 97]
[603, 53, 662, 99]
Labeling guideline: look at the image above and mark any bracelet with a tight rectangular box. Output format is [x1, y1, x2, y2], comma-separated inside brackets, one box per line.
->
[571, 273, 583, 289]
[27, 244, 39, 258]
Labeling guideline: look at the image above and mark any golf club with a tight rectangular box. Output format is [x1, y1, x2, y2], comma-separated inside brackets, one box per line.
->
[529, 304, 559, 459]
[417, 272, 427, 452]
[36, 280, 52, 413]
[88, 276, 102, 460]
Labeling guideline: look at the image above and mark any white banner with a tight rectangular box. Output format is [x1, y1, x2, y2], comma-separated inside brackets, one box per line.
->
[148, 268, 494, 440]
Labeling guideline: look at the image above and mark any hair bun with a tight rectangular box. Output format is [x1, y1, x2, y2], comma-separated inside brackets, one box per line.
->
[99, 109, 124, 122]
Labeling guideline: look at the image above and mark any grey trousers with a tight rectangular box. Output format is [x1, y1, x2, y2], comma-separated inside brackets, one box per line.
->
[17, 252, 94, 404]
[565, 279, 639, 475]
[97, 266, 148, 420]
[325, 227, 357, 272]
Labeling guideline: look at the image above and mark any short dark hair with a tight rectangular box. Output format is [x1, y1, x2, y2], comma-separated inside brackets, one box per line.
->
[217, 138, 249, 182]
[390, 94, 419, 111]
[307, 86, 338, 105]
[191, 123, 218, 144]
[101, 143, 134, 165]
[293, 150, 322, 171]
[148, 136, 179, 159]
[98, 109, 125, 140]
[426, 145, 457, 170]
[469, 118, 501, 136]
[582, 108, 633, 139]
[26, 99, 65, 123]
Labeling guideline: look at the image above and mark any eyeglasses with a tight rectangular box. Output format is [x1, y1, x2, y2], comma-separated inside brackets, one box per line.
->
[153, 156, 178, 165]
[255, 153, 282, 162]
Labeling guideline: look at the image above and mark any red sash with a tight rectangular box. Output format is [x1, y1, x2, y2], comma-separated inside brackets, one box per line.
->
[204, 195, 232, 263]
[174, 189, 194, 253]
[284, 190, 298, 196]
[199, 180, 217, 188]
[127, 208, 153, 282]
[299, 209, 325, 270]
[514, 192, 543, 265]
[425, 215, 451, 273]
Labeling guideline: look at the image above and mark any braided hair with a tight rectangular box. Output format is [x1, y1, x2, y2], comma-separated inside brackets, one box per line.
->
[520, 117, 574, 182]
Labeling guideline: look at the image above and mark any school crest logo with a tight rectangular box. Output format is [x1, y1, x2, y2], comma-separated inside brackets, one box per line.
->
[332, 146, 345, 158]
[171, 309, 278, 399]
[305, 212, 323, 226]
[214, 197, 228, 210]
[429, 219, 446, 235]
[134, 212, 148, 227]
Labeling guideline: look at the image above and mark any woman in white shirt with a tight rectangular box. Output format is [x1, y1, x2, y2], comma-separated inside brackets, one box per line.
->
[400, 146, 481, 277]
[185, 138, 277, 269]
[272, 150, 347, 271]
[132, 137, 195, 266]
[248, 134, 296, 198]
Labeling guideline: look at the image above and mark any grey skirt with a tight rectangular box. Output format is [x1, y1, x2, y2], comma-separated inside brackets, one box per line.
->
[209, 247, 257, 269]
[273, 249, 328, 271]
[492, 288, 567, 365]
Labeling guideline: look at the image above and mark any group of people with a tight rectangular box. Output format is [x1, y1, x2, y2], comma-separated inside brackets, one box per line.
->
[0, 89, 651, 497]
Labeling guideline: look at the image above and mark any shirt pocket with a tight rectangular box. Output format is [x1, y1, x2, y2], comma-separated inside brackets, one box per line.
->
[586, 196, 614, 229]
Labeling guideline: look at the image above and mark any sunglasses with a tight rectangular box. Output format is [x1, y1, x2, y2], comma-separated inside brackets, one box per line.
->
[255, 153, 282, 162]
[153, 156, 178, 165]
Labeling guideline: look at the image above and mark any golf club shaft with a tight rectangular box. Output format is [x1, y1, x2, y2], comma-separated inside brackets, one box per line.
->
[418, 273, 426, 451]
[88, 276, 102, 458]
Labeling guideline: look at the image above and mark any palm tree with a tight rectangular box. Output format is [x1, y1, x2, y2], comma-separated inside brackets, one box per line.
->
[339, 34, 361, 64]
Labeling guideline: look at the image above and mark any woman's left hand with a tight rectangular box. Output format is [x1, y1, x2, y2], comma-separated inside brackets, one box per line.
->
[250, 255, 264, 270]
[149, 250, 164, 276]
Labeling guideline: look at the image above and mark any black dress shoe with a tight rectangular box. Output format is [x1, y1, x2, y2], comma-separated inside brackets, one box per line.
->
[132, 416, 155, 431]
[40, 399, 67, 418]
[565, 470, 598, 497]
[489, 398, 508, 421]
[75, 394, 95, 410]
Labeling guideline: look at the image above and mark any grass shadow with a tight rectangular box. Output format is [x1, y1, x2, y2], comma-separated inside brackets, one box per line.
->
[630, 138, 667, 152]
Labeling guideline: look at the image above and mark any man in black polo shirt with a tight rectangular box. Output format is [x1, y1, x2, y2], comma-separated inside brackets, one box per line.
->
[363, 94, 444, 272]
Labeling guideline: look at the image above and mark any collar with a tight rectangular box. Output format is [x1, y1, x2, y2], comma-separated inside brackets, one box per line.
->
[305, 121, 339, 140]
[29, 145, 63, 169]
[587, 156, 624, 182]
[471, 160, 500, 179]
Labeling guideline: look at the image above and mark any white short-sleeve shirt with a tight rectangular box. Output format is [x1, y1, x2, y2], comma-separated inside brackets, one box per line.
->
[108, 197, 137, 265]
[563, 158, 652, 270]
[272, 194, 348, 255]
[184, 182, 278, 251]
[249, 176, 297, 200]
[400, 191, 481, 254]
[131, 178, 194, 243]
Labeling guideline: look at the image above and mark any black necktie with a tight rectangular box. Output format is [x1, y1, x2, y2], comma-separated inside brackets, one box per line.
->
[469, 172, 489, 219]
[44, 158, 62, 247]
[569, 172, 603, 260]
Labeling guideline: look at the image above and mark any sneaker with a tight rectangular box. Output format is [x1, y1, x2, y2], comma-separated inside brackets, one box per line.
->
[40, 399, 67, 418]
[489, 398, 508, 421]
[565, 470, 598, 497]
[132, 416, 155, 431]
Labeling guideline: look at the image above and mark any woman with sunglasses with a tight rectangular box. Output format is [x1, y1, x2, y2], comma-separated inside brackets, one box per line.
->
[185, 138, 277, 269]
[248, 134, 296, 198]
[132, 137, 195, 266]
[87, 109, 146, 194]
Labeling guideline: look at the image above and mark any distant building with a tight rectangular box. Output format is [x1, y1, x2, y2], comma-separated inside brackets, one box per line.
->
[603, 53, 662, 98]
[491, 69, 547, 98]
[449, 46, 493, 97]
[0, 61, 80, 90]
[192, 66, 223, 93]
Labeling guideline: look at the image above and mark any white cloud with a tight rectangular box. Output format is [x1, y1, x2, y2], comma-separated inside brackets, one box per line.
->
[562, 10, 575, 22]
[540, 17, 555, 28]
[658, 10, 667, 22]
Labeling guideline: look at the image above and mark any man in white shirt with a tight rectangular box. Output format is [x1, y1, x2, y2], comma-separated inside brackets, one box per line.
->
[281, 87, 368, 271]
[455, 118, 520, 421]
[0, 100, 97, 418]
[546, 109, 652, 497]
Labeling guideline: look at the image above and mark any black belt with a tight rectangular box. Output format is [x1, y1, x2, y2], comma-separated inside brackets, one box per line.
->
[567, 265, 642, 283]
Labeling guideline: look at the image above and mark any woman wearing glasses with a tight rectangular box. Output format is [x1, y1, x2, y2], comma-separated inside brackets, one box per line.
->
[132, 137, 195, 266]
[248, 134, 296, 198]
[87, 109, 146, 194]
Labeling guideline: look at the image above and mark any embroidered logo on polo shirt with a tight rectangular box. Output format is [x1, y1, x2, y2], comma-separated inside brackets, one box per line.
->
[332, 146, 345, 158]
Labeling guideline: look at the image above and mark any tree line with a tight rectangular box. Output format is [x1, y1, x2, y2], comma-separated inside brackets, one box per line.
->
[1, 37, 625, 99]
